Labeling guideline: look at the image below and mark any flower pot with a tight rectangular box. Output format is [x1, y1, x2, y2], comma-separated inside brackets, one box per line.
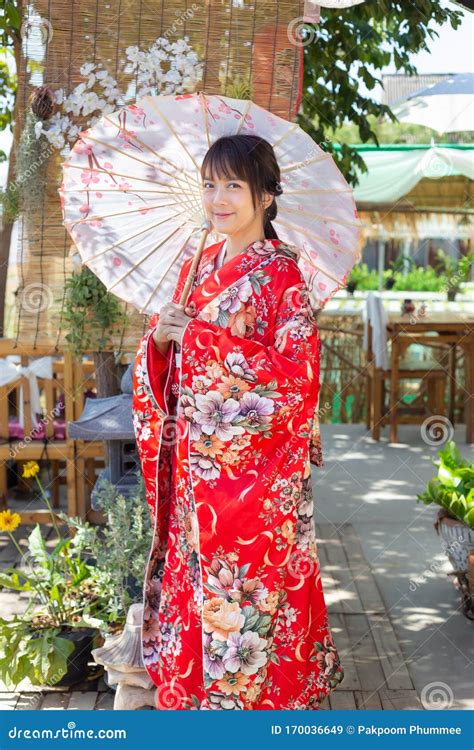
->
[29, 626, 97, 687]
[447, 289, 457, 302]
[50, 627, 97, 687]
[346, 281, 357, 295]
[435, 509, 474, 573]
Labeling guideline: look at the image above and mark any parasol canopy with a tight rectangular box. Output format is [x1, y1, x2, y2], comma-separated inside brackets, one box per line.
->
[60, 92, 362, 314]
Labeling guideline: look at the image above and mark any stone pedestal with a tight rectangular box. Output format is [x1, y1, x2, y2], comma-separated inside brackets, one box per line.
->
[91, 603, 157, 710]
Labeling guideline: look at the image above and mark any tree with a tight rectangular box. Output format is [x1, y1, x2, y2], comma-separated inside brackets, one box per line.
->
[298, 0, 464, 185]
[0, 0, 21, 337]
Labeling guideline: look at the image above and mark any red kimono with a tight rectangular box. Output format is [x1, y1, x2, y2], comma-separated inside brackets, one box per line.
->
[132, 237, 344, 710]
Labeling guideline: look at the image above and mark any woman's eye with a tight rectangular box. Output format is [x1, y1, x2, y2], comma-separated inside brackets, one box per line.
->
[202, 182, 240, 188]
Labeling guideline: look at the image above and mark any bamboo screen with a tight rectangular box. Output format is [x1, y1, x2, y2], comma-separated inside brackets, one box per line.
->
[10, 0, 307, 351]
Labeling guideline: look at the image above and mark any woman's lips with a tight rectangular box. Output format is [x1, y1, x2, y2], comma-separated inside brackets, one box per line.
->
[214, 212, 234, 217]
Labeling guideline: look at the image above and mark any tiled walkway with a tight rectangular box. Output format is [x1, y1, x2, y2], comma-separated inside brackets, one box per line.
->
[0, 520, 421, 710]
[4, 423, 471, 711]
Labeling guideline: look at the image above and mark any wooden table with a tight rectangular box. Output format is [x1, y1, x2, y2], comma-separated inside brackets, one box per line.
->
[386, 312, 474, 444]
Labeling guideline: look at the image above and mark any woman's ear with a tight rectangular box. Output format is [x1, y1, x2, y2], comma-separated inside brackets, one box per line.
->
[261, 191, 274, 210]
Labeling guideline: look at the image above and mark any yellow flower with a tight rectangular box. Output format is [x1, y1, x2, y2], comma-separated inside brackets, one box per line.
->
[216, 671, 250, 695]
[22, 461, 40, 479]
[0, 509, 22, 533]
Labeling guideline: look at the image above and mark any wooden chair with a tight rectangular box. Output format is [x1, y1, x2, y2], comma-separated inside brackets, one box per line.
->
[70, 355, 106, 521]
[1, 342, 136, 524]
[364, 295, 448, 442]
[0, 344, 76, 520]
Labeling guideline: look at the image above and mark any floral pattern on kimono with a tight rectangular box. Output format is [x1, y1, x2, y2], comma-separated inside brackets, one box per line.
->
[132, 238, 343, 710]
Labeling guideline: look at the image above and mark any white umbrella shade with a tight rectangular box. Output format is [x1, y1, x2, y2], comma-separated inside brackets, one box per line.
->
[393, 73, 474, 134]
[59, 92, 362, 314]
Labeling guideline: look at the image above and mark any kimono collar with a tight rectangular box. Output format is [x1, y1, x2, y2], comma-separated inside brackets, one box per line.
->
[204, 236, 298, 271]
[187, 237, 298, 314]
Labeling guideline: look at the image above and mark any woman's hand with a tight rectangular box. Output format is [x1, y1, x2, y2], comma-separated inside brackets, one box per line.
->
[152, 301, 194, 351]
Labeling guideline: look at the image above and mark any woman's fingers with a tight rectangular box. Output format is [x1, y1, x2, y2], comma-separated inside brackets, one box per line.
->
[161, 320, 191, 342]
[161, 304, 192, 326]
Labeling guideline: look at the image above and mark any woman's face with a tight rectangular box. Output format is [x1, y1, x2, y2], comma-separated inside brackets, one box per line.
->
[201, 171, 271, 237]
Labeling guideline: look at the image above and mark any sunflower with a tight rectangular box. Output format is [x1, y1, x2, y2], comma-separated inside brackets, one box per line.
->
[0, 509, 22, 533]
[22, 461, 40, 479]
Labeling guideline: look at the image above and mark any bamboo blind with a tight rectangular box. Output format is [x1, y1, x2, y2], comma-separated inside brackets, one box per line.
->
[11, 0, 307, 351]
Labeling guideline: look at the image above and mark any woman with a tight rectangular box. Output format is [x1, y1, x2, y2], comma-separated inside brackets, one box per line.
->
[132, 134, 344, 710]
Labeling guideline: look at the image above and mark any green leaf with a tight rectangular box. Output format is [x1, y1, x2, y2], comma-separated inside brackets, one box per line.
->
[463, 507, 474, 528]
[0, 569, 33, 591]
[28, 525, 50, 567]
[44, 636, 75, 684]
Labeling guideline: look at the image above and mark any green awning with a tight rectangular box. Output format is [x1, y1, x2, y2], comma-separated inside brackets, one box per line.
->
[341, 145, 474, 205]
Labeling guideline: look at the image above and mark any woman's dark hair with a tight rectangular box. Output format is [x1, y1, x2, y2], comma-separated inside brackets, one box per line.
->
[200, 134, 283, 240]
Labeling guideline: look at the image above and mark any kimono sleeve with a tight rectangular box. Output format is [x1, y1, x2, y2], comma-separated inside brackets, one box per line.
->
[143, 311, 174, 416]
[181, 262, 322, 428]
[138, 257, 193, 416]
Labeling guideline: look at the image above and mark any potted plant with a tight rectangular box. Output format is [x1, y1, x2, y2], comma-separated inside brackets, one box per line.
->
[345, 270, 358, 295]
[0, 462, 107, 689]
[63, 263, 129, 398]
[345, 263, 378, 294]
[63, 473, 153, 689]
[383, 270, 396, 290]
[384, 255, 415, 291]
[435, 249, 474, 301]
[64, 472, 153, 626]
[416, 441, 474, 616]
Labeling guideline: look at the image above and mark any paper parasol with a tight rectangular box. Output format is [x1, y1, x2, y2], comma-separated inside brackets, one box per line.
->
[59, 91, 362, 314]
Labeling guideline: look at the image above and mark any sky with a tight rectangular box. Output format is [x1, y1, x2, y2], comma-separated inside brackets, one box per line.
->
[0, 0, 472, 188]
[378, 0, 473, 77]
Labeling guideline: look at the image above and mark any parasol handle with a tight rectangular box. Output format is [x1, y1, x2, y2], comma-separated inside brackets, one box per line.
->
[173, 221, 211, 364]
[178, 220, 211, 306]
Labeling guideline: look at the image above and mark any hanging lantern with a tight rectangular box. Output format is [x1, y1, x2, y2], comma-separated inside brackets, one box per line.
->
[28, 85, 55, 120]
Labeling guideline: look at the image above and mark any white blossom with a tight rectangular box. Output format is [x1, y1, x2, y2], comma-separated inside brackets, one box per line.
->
[34, 121, 43, 139]
[80, 62, 95, 76]
[40, 35, 203, 151]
